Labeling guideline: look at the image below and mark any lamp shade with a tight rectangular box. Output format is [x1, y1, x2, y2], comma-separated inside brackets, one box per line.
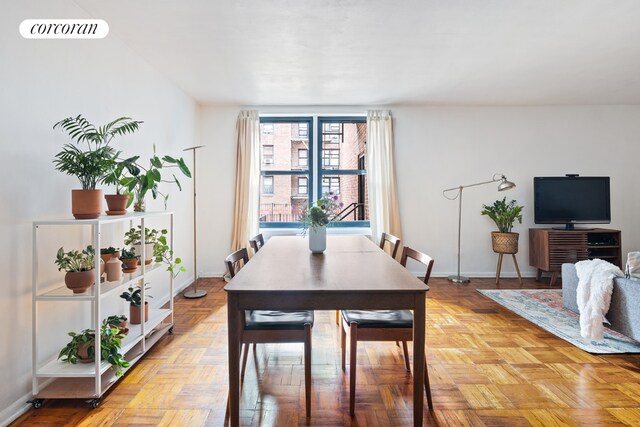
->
[498, 176, 516, 191]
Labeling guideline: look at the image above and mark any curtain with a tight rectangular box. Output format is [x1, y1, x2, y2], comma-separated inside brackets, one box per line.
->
[367, 110, 402, 248]
[230, 110, 260, 253]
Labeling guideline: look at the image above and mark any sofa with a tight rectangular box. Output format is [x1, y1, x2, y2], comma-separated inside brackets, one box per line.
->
[562, 263, 640, 341]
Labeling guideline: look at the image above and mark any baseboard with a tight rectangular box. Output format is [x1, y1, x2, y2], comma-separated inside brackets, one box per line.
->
[0, 384, 50, 426]
[198, 271, 226, 278]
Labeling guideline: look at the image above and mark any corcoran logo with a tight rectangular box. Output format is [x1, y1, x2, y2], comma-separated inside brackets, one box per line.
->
[19, 19, 109, 39]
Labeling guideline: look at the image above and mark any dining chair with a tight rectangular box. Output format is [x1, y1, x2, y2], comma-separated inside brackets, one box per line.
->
[249, 233, 265, 254]
[335, 231, 403, 325]
[379, 232, 401, 260]
[224, 248, 314, 418]
[340, 245, 434, 415]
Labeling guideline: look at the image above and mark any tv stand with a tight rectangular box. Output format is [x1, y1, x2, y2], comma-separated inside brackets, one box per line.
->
[529, 228, 622, 285]
[551, 225, 593, 231]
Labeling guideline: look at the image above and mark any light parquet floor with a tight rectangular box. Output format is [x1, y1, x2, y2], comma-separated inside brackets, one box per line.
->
[12, 277, 640, 426]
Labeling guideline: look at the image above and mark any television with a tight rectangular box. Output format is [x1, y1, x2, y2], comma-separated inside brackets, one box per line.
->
[533, 176, 611, 230]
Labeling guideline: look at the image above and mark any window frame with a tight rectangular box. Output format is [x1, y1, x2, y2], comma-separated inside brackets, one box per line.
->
[262, 175, 274, 195]
[258, 115, 368, 229]
[298, 148, 308, 167]
[298, 176, 309, 195]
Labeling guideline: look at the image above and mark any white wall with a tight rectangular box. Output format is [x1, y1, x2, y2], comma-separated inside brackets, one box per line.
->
[196, 105, 640, 277]
[0, 1, 196, 423]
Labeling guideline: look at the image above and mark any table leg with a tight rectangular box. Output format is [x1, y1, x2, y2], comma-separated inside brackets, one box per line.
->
[227, 294, 241, 427]
[413, 292, 426, 427]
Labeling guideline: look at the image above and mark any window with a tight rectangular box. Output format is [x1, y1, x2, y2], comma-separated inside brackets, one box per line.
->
[298, 177, 308, 195]
[262, 176, 274, 195]
[322, 149, 340, 169]
[298, 123, 308, 137]
[259, 116, 367, 227]
[262, 145, 274, 165]
[322, 177, 340, 195]
[298, 149, 308, 167]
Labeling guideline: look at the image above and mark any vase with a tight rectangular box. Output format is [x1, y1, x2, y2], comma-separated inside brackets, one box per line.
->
[309, 226, 327, 254]
[130, 302, 149, 325]
[491, 232, 519, 254]
[71, 189, 102, 219]
[105, 257, 123, 282]
[134, 243, 155, 265]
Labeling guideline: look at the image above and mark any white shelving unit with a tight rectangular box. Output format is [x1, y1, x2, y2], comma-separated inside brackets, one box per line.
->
[31, 211, 174, 408]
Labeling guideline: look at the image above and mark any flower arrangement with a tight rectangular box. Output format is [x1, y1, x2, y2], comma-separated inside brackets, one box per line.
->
[300, 191, 343, 233]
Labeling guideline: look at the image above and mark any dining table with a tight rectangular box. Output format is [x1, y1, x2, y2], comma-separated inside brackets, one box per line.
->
[224, 234, 430, 426]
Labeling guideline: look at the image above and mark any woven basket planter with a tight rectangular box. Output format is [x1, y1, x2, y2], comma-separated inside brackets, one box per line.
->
[491, 232, 519, 254]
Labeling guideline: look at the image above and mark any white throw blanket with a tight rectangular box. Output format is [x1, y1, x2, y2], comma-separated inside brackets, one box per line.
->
[575, 259, 623, 341]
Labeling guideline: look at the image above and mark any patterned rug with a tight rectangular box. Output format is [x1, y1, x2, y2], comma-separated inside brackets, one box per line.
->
[478, 289, 640, 354]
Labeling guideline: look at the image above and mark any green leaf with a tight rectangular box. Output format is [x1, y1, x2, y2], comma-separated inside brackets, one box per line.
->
[162, 155, 177, 163]
[176, 158, 191, 178]
[150, 156, 162, 168]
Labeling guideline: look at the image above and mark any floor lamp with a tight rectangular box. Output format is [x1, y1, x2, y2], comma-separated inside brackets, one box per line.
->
[443, 174, 516, 283]
[183, 145, 207, 299]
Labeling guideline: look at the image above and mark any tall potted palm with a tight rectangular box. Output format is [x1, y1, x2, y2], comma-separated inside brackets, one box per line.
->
[53, 115, 142, 219]
[481, 197, 524, 254]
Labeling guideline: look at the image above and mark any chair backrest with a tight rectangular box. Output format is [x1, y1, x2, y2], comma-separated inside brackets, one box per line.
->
[379, 232, 401, 259]
[400, 246, 434, 285]
[225, 248, 249, 278]
[249, 233, 265, 254]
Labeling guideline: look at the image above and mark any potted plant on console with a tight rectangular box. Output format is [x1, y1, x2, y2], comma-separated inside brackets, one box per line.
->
[481, 197, 524, 254]
[55, 245, 96, 294]
[53, 115, 142, 219]
[120, 283, 152, 324]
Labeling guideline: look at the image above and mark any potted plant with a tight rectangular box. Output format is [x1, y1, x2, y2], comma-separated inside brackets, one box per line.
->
[120, 248, 138, 273]
[124, 226, 161, 265]
[300, 192, 343, 254]
[102, 153, 136, 215]
[53, 115, 142, 219]
[55, 245, 96, 294]
[481, 197, 524, 254]
[120, 144, 191, 212]
[58, 324, 130, 377]
[104, 315, 129, 336]
[153, 232, 187, 278]
[100, 246, 118, 264]
[120, 284, 152, 324]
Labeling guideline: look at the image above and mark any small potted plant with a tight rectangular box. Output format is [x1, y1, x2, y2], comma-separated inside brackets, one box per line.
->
[120, 284, 152, 324]
[124, 226, 162, 265]
[100, 246, 119, 264]
[58, 324, 130, 377]
[53, 115, 142, 219]
[481, 197, 524, 254]
[104, 314, 129, 336]
[120, 248, 138, 273]
[102, 153, 136, 215]
[300, 192, 343, 253]
[55, 245, 96, 294]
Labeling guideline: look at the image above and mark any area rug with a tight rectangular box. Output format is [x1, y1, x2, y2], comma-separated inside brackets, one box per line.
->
[478, 289, 640, 354]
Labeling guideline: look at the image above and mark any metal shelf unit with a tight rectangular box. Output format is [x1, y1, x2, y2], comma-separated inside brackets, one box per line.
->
[31, 211, 174, 406]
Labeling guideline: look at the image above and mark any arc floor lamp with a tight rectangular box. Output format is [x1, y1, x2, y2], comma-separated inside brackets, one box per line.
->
[183, 145, 207, 299]
[443, 174, 516, 283]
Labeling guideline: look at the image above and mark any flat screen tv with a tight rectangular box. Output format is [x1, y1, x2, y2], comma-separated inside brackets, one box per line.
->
[533, 176, 611, 230]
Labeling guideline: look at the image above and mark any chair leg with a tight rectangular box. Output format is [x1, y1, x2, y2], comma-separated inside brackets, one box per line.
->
[424, 355, 433, 411]
[336, 310, 340, 325]
[512, 254, 523, 285]
[401, 341, 411, 372]
[240, 343, 250, 382]
[304, 323, 312, 419]
[395, 341, 400, 347]
[252, 343, 257, 354]
[349, 322, 358, 416]
[341, 321, 347, 371]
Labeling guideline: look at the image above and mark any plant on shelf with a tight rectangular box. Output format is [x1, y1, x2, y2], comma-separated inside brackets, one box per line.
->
[58, 324, 130, 377]
[104, 315, 128, 335]
[100, 246, 119, 263]
[55, 245, 96, 294]
[120, 144, 192, 212]
[120, 283, 152, 324]
[53, 115, 142, 219]
[481, 197, 524, 254]
[299, 192, 343, 254]
[153, 232, 186, 279]
[120, 247, 138, 273]
[124, 226, 185, 276]
[124, 226, 160, 264]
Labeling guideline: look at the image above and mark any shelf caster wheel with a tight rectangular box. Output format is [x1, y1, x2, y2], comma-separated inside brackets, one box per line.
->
[169, 326, 174, 335]
[86, 398, 100, 409]
[28, 399, 44, 409]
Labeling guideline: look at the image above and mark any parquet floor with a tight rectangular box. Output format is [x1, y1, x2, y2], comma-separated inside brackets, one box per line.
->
[12, 277, 640, 426]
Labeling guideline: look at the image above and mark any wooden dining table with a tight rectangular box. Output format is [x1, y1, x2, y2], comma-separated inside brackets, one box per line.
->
[224, 235, 430, 426]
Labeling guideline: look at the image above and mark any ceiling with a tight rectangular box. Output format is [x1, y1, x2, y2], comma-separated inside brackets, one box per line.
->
[76, 0, 640, 106]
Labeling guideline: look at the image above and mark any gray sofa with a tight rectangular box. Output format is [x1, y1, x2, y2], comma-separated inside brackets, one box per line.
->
[562, 263, 640, 341]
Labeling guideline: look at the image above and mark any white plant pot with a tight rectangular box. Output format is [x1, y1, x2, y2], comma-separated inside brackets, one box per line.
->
[309, 226, 327, 254]
[133, 243, 155, 262]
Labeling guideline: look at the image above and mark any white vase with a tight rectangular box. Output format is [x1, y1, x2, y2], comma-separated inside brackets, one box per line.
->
[309, 226, 327, 254]
[133, 243, 155, 262]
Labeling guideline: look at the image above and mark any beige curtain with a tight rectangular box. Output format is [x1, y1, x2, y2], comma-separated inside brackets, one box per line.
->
[230, 110, 260, 252]
[367, 110, 402, 246]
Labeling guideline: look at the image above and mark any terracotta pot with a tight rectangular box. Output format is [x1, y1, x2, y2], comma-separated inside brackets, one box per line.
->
[129, 302, 149, 325]
[77, 341, 95, 363]
[491, 232, 519, 254]
[105, 194, 129, 215]
[100, 253, 113, 264]
[122, 258, 138, 273]
[105, 257, 123, 282]
[64, 270, 95, 294]
[71, 189, 102, 219]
